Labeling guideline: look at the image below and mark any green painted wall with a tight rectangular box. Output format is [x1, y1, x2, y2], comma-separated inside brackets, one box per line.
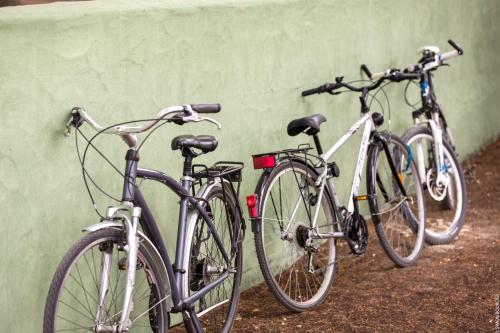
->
[0, 0, 499, 330]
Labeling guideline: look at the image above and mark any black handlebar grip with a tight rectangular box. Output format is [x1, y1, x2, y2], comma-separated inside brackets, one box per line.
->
[448, 39, 464, 55]
[302, 83, 338, 97]
[301, 87, 321, 96]
[391, 72, 420, 82]
[191, 103, 221, 113]
[402, 73, 420, 80]
[360, 64, 373, 79]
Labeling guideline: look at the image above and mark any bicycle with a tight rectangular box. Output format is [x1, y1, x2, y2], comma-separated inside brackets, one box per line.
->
[43, 104, 245, 333]
[245, 74, 426, 312]
[361, 39, 467, 245]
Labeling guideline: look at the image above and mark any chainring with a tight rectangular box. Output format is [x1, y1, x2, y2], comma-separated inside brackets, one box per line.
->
[346, 214, 369, 255]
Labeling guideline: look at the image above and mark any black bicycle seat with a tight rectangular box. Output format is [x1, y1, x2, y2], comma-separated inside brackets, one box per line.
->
[171, 135, 218, 153]
[287, 114, 327, 136]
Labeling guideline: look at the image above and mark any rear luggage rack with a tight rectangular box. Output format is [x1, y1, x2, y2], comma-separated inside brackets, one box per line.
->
[192, 161, 243, 183]
[252, 143, 313, 159]
[191, 161, 246, 249]
[192, 161, 244, 201]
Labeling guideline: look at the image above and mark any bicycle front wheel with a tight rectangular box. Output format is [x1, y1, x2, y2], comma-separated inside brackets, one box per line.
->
[43, 228, 170, 333]
[402, 125, 467, 244]
[181, 184, 243, 333]
[254, 160, 337, 312]
[367, 133, 426, 267]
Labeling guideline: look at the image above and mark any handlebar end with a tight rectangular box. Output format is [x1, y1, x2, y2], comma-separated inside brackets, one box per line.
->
[360, 64, 373, 80]
[301, 87, 320, 97]
[448, 39, 464, 55]
[191, 103, 221, 113]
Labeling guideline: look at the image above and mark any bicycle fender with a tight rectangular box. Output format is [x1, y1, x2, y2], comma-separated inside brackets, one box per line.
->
[181, 178, 227, 299]
[251, 156, 336, 234]
[370, 131, 408, 197]
[83, 221, 174, 311]
[250, 168, 272, 234]
[249, 156, 311, 232]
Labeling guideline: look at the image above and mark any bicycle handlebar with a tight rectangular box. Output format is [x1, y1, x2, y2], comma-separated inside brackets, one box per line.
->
[301, 69, 419, 98]
[65, 104, 222, 139]
[301, 83, 339, 97]
[361, 39, 463, 80]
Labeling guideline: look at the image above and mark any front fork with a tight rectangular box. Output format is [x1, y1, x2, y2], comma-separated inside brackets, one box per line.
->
[95, 203, 142, 333]
[414, 117, 449, 189]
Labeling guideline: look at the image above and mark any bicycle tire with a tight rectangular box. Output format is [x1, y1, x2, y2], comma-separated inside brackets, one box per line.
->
[182, 183, 243, 333]
[254, 160, 337, 312]
[401, 125, 467, 244]
[367, 133, 426, 267]
[43, 228, 170, 333]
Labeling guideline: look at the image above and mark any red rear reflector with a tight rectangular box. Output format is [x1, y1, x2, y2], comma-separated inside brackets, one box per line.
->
[252, 155, 276, 169]
[246, 194, 258, 219]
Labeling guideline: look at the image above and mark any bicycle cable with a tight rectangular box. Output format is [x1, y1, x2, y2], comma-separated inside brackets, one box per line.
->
[369, 81, 391, 130]
[74, 116, 175, 217]
[404, 80, 420, 110]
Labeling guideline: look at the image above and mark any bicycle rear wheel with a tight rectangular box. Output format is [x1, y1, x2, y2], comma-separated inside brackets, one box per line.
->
[43, 228, 170, 333]
[181, 184, 243, 333]
[367, 133, 426, 267]
[254, 160, 337, 312]
[402, 125, 467, 244]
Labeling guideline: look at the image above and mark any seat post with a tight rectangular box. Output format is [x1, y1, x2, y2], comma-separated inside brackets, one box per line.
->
[313, 134, 324, 155]
[181, 149, 194, 178]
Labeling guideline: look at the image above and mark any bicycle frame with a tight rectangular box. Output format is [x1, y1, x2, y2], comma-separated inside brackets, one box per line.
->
[321, 112, 374, 214]
[279, 111, 376, 241]
[256, 108, 406, 258]
[87, 161, 240, 332]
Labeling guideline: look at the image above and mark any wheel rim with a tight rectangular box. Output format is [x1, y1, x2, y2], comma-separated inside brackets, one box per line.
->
[52, 235, 166, 332]
[406, 133, 464, 239]
[260, 164, 336, 307]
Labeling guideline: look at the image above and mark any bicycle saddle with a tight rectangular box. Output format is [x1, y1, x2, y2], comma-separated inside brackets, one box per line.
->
[287, 113, 327, 136]
[171, 135, 218, 153]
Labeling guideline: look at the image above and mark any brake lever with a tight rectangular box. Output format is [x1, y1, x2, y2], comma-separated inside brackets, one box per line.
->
[327, 91, 341, 96]
[177, 105, 222, 129]
[64, 116, 74, 137]
[200, 116, 222, 129]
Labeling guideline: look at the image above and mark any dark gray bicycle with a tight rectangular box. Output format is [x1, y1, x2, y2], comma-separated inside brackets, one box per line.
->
[43, 104, 245, 333]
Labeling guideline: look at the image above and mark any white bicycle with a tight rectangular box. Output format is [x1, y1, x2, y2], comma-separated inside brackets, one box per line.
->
[246, 74, 426, 312]
[362, 39, 467, 244]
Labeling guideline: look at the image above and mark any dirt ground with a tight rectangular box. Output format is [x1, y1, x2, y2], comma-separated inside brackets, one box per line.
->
[233, 139, 500, 333]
